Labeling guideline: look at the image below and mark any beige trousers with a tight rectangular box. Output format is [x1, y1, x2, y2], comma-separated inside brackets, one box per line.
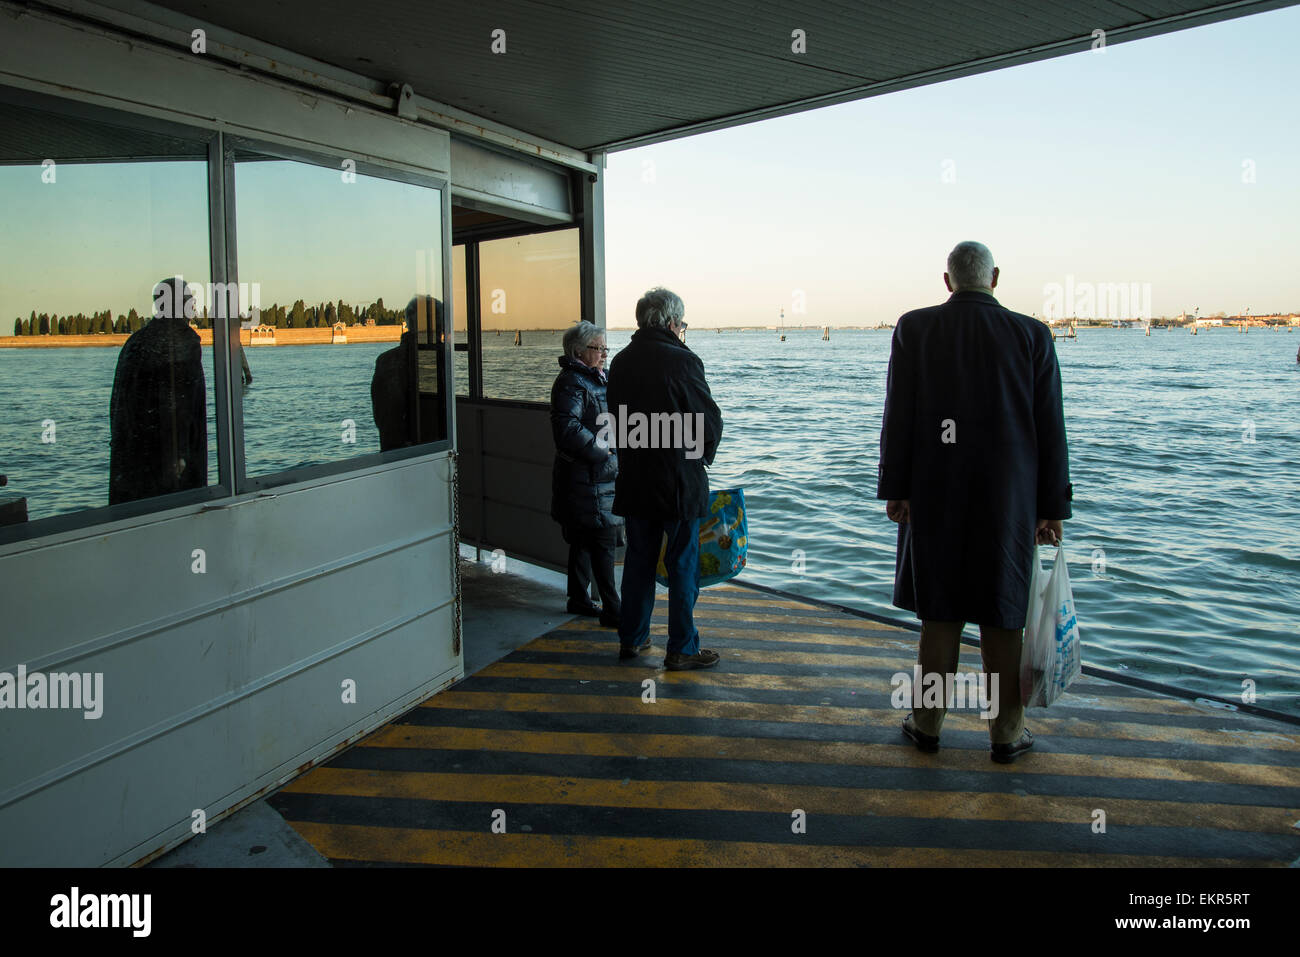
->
[910, 620, 1025, 744]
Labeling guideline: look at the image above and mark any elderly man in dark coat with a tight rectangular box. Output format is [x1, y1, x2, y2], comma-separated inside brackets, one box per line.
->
[878, 242, 1071, 763]
[371, 296, 440, 451]
[108, 276, 207, 506]
[607, 287, 723, 669]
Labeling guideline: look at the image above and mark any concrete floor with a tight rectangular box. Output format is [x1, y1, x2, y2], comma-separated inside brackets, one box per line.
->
[149, 548, 581, 867]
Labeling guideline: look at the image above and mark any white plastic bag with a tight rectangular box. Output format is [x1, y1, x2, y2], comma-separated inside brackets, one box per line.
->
[1020, 545, 1082, 707]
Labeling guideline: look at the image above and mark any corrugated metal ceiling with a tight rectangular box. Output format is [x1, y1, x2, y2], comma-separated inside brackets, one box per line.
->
[142, 0, 1296, 152]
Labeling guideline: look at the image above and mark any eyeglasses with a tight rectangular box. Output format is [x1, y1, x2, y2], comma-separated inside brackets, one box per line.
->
[585, 344, 609, 353]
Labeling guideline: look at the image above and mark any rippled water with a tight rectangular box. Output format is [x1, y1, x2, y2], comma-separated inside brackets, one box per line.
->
[4, 327, 1298, 714]
[602, 326, 1300, 716]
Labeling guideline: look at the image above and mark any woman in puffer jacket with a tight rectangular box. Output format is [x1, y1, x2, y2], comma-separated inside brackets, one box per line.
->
[551, 320, 624, 628]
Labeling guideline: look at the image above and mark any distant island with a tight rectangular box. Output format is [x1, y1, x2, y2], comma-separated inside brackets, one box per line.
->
[611, 313, 1300, 331]
[5, 296, 407, 339]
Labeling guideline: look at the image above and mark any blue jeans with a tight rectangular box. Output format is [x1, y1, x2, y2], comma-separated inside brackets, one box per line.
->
[619, 516, 700, 656]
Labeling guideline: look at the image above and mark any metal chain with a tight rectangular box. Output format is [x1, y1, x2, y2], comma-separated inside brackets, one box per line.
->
[449, 448, 463, 657]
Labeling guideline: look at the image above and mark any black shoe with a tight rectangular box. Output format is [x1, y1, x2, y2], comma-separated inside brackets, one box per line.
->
[664, 649, 720, 671]
[599, 610, 621, 629]
[991, 729, 1034, 764]
[618, 640, 652, 661]
[566, 598, 601, 617]
[901, 713, 939, 753]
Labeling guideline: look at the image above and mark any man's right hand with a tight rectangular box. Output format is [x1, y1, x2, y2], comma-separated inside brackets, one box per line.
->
[1035, 519, 1064, 545]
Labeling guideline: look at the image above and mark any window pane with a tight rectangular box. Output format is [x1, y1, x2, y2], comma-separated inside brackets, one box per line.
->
[479, 228, 580, 403]
[0, 99, 213, 530]
[232, 153, 446, 482]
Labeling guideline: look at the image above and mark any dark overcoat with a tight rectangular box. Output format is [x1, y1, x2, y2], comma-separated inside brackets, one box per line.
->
[108, 317, 207, 506]
[606, 326, 723, 520]
[371, 332, 415, 452]
[550, 356, 624, 532]
[876, 290, 1072, 629]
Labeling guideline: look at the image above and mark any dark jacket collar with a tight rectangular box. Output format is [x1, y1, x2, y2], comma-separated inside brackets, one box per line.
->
[947, 289, 1000, 305]
[631, 325, 691, 350]
[558, 354, 606, 383]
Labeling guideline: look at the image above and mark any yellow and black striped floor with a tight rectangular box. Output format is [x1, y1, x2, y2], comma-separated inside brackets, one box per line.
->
[268, 584, 1300, 866]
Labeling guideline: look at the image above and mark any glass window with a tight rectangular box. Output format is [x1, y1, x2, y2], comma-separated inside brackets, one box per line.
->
[0, 96, 216, 534]
[478, 228, 580, 403]
[231, 149, 447, 485]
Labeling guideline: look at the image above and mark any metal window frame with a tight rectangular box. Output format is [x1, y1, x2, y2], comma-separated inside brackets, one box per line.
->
[464, 241, 483, 399]
[0, 82, 234, 547]
[460, 220, 585, 405]
[222, 134, 455, 494]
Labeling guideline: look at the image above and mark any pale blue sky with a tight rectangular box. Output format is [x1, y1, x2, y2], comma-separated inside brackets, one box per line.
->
[0, 160, 443, 325]
[0, 162, 209, 323]
[604, 5, 1300, 327]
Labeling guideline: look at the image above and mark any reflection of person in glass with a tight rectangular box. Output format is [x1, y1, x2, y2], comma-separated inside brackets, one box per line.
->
[108, 276, 208, 506]
[371, 296, 438, 451]
[238, 342, 253, 385]
[551, 321, 623, 628]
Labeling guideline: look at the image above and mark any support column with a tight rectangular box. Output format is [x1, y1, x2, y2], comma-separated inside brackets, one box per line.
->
[579, 152, 607, 329]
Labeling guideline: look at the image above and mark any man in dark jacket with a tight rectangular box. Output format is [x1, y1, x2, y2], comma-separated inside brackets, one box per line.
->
[371, 296, 440, 452]
[607, 287, 723, 669]
[878, 242, 1071, 763]
[108, 276, 207, 506]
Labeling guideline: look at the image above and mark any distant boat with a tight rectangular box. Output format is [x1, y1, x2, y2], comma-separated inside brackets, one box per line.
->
[778, 308, 785, 342]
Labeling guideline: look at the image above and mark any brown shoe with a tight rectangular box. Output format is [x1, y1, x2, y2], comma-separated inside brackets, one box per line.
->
[664, 649, 720, 671]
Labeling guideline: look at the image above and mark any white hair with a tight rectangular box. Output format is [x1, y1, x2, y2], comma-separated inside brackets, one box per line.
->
[946, 242, 995, 290]
[635, 287, 684, 330]
[562, 320, 603, 359]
